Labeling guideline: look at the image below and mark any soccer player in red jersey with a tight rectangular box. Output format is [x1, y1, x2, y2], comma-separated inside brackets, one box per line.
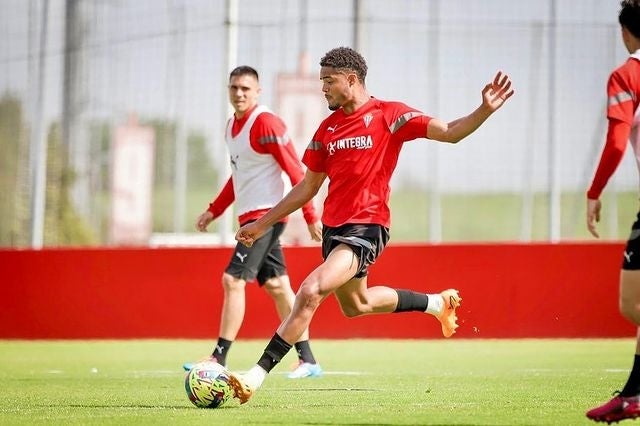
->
[227, 48, 514, 403]
[183, 66, 324, 379]
[586, 1, 640, 423]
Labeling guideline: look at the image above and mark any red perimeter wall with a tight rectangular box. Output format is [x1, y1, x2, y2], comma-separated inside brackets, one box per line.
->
[0, 243, 633, 339]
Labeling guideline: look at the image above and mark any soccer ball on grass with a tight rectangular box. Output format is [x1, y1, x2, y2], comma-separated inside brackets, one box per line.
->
[184, 361, 232, 408]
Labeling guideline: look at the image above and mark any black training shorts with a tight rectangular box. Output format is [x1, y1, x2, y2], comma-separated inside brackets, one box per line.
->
[321, 223, 390, 278]
[225, 221, 287, 285]
[623, 211, 640, 270]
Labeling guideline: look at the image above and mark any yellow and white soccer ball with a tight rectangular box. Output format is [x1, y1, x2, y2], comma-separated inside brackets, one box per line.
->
[184, 361, 232, 408]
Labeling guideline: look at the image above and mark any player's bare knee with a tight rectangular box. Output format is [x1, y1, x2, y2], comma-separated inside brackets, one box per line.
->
[297, 281, 323, 309]
[262, 277, 281, 293]
[222, 273, 244, 293]
[263, 277, 291, 297]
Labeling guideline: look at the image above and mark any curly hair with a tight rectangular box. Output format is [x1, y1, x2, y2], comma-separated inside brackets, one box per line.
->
[229, 65, 259, 82]
[319, 47, 368, 84]
[620, 0, 640, 38]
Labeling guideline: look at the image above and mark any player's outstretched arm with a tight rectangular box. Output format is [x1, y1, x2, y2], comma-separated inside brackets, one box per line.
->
[427, 71, 514, 143]
[236, 170, 326, 247]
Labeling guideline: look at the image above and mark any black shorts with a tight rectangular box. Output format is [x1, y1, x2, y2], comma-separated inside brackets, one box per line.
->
[321, 223, 390, 278]
[225, 222, 287, 285]
[623, 211, 640, 270]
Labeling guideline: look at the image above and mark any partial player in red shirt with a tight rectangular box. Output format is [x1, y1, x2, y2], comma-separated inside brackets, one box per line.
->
[585, 1, 640, 423]
[183, 66, 324, 380]
[229, 47, 514, 403]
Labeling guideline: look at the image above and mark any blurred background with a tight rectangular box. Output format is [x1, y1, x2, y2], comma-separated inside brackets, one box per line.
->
[0, 0, 633, 248]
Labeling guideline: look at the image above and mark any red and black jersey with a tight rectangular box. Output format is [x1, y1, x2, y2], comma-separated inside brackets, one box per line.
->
[303, 98, 431, 228]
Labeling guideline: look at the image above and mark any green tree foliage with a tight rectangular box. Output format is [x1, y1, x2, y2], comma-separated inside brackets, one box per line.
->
[86, 121, 112, 242]
[88, 121, 111, 192]
[43, 124, 95, 245]
[1, 107, 220, 245]
[0, 94, 27, 246]
[0, 94, 96, 247]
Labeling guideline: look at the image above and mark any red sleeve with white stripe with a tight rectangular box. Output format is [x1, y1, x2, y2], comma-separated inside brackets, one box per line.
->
[381, 101, 432, 142]
[587, 68, 636, 200]
[251, 113, 319, 224]
[206, 176, 235, 219]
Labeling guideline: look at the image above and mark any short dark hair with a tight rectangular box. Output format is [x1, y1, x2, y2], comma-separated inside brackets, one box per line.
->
[229, 65, 259, 81]
[319, 47, 368, 84]
[619, 0, 640, 38]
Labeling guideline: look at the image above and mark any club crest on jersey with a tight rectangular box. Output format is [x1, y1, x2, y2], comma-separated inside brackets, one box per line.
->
[363, 113, 373, 128]
[327, 135, 373, 156]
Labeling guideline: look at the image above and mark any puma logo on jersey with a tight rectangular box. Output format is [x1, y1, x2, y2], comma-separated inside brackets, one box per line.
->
[230, 154, 239, 170]
[625, 251, 634, 263]
[235, 252, 248, 263]
[327, 125, 338, 133]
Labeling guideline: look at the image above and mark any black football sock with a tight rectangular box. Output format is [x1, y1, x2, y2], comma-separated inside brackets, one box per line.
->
[621, 354, 640, 396]
[294, 340, 317, 364]
[257, 333, 292, 373]
[394, 289, 429, 312]
[211, 337, 232, 366]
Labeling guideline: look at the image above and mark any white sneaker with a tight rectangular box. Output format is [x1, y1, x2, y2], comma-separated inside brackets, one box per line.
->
[287, 362, 323, 379]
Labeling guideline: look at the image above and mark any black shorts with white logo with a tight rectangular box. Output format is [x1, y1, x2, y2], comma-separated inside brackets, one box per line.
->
[225, 221, 287, 285]
[623, 211, 640, 270]
[322, 223, 390, 278]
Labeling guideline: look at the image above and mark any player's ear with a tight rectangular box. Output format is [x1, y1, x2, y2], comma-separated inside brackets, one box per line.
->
[347, 72, 358, 86]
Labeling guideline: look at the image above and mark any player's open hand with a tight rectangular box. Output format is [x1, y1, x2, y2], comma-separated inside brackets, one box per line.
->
[482, 71, 514, 112]
[235, 222, 264, 247]
[307, 221, 322, 242]
[587, 198, 602, 238]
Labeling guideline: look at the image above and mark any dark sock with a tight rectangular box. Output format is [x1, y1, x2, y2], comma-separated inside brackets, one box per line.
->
[394, 289, 429, 312]
[257, 333, 293, 373]
[294, 340, 317, 364]
[621, 354, 640, 396]
[212, 337, 232, 366]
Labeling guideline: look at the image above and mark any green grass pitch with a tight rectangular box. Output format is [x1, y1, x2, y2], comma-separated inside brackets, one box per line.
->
[0, 339, 632, 425]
